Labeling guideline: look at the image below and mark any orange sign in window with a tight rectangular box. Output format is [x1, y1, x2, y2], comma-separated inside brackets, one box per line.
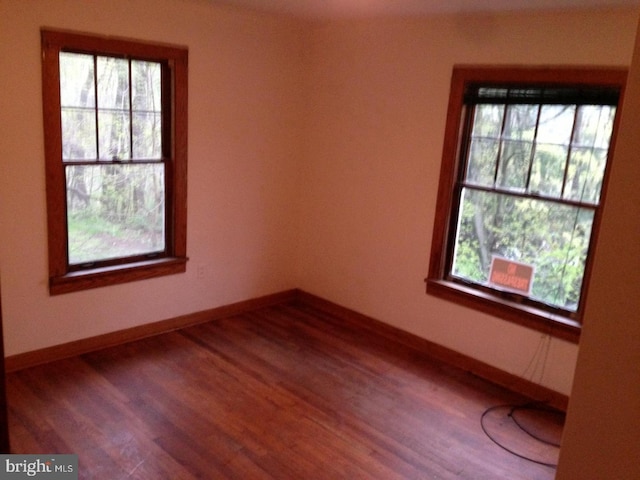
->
[489, 256, 534, 295]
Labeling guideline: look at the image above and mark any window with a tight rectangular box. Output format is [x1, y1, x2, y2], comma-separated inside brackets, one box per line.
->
[41, 29, 188, 294]
[427, 66, 626, 341]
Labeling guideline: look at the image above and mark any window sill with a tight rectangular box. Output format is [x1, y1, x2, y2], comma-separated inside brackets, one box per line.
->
[50, 257, 188, 295]
[425, 278, 581, 343]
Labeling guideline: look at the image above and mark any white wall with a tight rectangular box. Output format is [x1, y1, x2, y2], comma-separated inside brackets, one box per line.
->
[0, 0, 304, 355]
[1, 1, 638, 398]
[297, 8, 639, 395]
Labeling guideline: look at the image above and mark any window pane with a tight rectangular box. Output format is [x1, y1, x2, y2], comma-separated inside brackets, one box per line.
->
[496, 104, 538, 191]
[97, 57, 130, 109]
[564, 147, 609, 204]
[472, 104, 504, 138]
[466, 138, 498, 186]
[96, 57, 131, 160]
[563, 105, 615, 204]
[61, 108, 97, 160]
[132, 61, 161, 111]
[497, 140, 532, 191]
[132, 60, 162, 159]
[537, 105, 575, 145]
[529, 144, 567, 197]
[60, 53, 97, 160]
[467, 104, 503, 186]
[98, 110, 131, 160]
[66, 164, 165, 265]
[503, 105, 538, 141]
[452, 188, 594, 311]
[132, 112, 162, 159]
[59, 53, 95, 108]
[528, 105, 574, 197]
[572, 105, 616, 149]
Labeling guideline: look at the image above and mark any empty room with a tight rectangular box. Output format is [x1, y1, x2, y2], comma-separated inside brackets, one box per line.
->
[0, 0, 639, 478]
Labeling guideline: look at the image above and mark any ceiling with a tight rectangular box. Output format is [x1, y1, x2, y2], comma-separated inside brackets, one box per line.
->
[210, 0, 640, 19]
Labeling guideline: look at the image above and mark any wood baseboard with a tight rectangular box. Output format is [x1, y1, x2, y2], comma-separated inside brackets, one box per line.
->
[293, 291, 569, 411]
[4, 287, 568, 410]
[4, 289, 298, 373]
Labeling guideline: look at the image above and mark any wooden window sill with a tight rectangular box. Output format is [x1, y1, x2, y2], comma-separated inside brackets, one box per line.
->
[426, 278, 581, 343]
[50, 257, 188, 295]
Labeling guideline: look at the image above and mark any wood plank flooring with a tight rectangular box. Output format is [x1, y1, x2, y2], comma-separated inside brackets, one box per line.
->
[6, 302, 564, 479]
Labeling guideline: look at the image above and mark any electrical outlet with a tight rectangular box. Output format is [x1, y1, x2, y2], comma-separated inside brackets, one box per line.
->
[197, 264, 206, 279]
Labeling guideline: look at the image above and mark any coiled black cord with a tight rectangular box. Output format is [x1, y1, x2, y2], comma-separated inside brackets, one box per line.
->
[480, 403, 563, 468]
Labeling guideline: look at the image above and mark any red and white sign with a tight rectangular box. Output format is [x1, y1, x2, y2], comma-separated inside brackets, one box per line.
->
[489, 256, 534, 295]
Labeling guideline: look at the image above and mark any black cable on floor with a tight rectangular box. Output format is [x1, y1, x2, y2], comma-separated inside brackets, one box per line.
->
[480, 403, 560, 468]
[509, 404, 562, 448]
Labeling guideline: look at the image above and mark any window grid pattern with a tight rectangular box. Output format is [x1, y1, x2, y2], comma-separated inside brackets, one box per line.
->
[462, 88, 616, 208]
[59, 52, 167, 267]
[42, 28, 188, 295]
[60, 53, 163, 163]
[449, 87, 618, 315]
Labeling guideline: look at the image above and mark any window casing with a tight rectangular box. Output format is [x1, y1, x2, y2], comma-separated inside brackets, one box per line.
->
[42, 29, 188, 294]
[427, 66, 626, 342]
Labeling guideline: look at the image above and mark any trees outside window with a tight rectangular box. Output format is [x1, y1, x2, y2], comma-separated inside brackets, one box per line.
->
[42, 29, 188, 294]
[427, 67, 626, 341]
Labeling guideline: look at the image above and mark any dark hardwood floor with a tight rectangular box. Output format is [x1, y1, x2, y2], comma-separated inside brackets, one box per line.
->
[6, 302, 564, 479]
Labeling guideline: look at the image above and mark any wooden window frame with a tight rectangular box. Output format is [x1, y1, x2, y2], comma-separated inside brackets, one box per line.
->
[41, 29, 188, 295]
[426, 66, 627, 343]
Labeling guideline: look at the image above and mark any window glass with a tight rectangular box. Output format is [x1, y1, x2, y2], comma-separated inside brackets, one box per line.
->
[452, 98, 616, 313]
[60, 53, 97, 160]
[529, 105, 574, 197]
[132, 61, 162, 159]
[452, 189, 595, 311]
[66, 164, 166, 265]
[427, 68, 626, 337]
[564, 106, 616, 204]
[60, 52, 166, 265]
[42, 29, 188, 294]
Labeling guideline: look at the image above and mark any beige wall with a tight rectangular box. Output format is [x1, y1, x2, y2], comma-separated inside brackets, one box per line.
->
[0, 0, 638, 399]
[556, 16, 640, 480]
[298, 9, 639, 396]
[0, 0, 304, 354]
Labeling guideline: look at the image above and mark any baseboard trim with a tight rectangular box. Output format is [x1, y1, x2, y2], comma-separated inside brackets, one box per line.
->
[5, 288, 568, 411]
[4, 289, 298, 373]
[294, 291, 569, 411]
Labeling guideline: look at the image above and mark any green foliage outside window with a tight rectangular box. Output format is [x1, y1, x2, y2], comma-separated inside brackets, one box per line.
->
[451, 93, 615, 312]
[60, 52, 165, 265]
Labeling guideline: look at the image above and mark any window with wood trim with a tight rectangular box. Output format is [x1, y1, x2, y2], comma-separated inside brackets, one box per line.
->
[41, 29, 188, 295]
[427, 66, 626, 342]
